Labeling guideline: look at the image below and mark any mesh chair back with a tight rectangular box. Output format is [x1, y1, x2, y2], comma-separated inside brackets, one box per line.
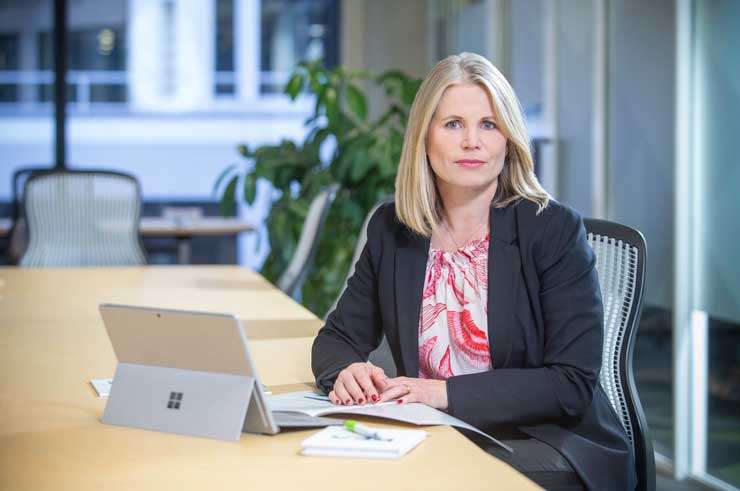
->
[20, 170, 146, 267]
[585, 218, 655, 491]
[277, 183, 339, 299]
[7, 166, 50, 264]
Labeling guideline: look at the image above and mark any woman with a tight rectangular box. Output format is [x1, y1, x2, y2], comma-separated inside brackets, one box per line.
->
[311, 53, 634, 490]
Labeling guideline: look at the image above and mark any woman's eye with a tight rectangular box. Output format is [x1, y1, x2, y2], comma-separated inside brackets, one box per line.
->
[481, 120, 496, 130]
[445, 120, 462, 129]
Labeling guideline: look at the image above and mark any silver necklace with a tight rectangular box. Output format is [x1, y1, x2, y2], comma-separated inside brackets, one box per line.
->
[440, 214, 488, 296]
[441, 215, 488, 252]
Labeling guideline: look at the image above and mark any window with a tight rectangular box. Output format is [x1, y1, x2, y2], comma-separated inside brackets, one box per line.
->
[508, 0, 544, 119]
[37, 26, 127, 104]
[688, 2, 740, 485]
[0, 33, 19, 102]
[259, 0, 339, 94]
[214, 0, 235, 96]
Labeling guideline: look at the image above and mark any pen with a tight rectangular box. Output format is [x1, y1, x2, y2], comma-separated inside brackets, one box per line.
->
[344, 420, 391, 441]
[304, 393, 331, 402]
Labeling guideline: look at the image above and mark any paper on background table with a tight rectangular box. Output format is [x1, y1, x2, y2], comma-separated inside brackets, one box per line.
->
[268, 391, 512, 452]
[89, 378, 113, 398]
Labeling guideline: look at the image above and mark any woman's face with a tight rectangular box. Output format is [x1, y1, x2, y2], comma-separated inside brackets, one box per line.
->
[426, 83, 507, 195]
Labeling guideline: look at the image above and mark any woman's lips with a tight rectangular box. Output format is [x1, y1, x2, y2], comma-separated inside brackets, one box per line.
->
[454, 159, 486, 168]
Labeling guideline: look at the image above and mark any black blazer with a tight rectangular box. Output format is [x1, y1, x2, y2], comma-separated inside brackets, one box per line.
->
[312, 199, 636, 490]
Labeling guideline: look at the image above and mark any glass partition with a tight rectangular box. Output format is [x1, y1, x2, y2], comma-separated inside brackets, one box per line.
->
[692, 1, 740, 486]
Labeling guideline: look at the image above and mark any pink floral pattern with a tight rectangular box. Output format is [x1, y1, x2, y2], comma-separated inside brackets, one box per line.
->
[418, 234, 492, 379]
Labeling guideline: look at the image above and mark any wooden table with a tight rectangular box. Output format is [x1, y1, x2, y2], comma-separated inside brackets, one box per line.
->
[0, 217, 254, 264]
[0, 266, 538, 490]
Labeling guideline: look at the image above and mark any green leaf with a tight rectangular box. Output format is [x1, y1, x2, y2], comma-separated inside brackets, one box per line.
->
[402, 79, 422, 106]
[212, 164, 236, 197]
[310, 127, 331, 148]
[376, 69, 407, 85]
[314, 85, 327, 115]
[349, 147, 371, 183]
[324, 87, 339, 124]
[347, 68, 373, 79]
[341, 199, 364, 227]
[345, 84, 367, 120]
[243, 173, 257, 205]
[284, 73, 305, 99]
[308, 66, 325, 94]
[220, 175, 239, 217]
[287, 199, 309, 220]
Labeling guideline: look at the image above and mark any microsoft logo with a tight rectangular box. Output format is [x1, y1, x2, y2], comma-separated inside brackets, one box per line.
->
[167, 391, 183, 410]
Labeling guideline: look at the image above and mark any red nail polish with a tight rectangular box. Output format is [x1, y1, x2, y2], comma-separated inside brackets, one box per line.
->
[397, 399, 404, 404]
[345, 399, 351, 404]
[359, 398, 364, 404]
[372, 394, 378, 401]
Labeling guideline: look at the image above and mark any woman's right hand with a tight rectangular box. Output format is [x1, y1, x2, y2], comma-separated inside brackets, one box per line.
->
[329, 361, 389, 405]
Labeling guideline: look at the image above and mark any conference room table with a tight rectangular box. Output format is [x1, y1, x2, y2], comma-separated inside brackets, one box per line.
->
[0, 266, 538, 490]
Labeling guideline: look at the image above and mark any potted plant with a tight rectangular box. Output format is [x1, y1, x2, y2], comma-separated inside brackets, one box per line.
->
[215, 60, 421, 316]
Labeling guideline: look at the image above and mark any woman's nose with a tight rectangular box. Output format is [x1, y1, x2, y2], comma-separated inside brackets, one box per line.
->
[462, 129, 481, 150]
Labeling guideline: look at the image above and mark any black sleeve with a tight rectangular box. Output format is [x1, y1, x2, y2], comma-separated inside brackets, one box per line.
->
[311, 206, 386, 393]
[445, 206, 603, 428]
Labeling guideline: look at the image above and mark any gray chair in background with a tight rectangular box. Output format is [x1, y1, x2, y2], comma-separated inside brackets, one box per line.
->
[325, 196, 396, 377]
[276, 183, 339, 300]
[6, 166, 50, 264]
[585, 218, 654, 491]
[20, 170, 147, 267]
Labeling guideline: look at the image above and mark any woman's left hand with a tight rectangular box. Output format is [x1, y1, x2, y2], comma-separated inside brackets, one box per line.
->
[377, 376, 448, 410]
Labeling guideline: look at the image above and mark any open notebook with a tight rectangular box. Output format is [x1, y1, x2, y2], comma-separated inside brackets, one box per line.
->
[268, 391, 512, 452]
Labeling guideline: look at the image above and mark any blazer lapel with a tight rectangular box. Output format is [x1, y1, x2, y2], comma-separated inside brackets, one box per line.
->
[394, 231, 430, 377]
[488, 205, 520, 369]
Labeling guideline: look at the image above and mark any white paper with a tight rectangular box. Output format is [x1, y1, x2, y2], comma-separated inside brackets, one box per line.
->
[89, 378, 113, 398]
[268, 391, 512, 452]
[301, 425, 428, 459]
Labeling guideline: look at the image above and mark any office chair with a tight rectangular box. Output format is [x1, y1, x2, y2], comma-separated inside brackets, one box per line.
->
[6, 166, 51, 264]
[585, 218, 655, 491]
[324, 205, 655, 489]
[19, 169, 147, 267]
[324, 195, 397, 376]
[276, 183, 339, 300]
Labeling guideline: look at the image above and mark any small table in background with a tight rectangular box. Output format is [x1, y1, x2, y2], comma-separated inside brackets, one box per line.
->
[0, 217, 254, 265]
[140, 217, 253, 264]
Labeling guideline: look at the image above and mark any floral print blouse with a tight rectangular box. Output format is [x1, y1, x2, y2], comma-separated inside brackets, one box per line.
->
[418, 234, 492, 379]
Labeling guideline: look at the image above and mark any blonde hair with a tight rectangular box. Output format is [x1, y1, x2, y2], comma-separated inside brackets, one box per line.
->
[394, 52, 550, 236]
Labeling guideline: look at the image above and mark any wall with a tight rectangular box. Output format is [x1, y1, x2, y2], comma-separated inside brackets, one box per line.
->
[607, 0, 676, 310]
[554, 0, 595, 215]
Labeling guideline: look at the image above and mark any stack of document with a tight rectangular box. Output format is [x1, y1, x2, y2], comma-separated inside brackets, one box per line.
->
[301, 426, 428, 459]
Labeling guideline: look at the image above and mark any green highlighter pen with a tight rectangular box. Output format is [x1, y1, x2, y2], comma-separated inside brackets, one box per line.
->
[344, 420, 392, 441]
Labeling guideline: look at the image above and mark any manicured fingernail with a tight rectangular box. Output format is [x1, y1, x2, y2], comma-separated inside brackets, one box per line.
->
[358, 398, 364, 404]
[345, 399, 351, 405]
[397, 399, 404, 404]
[372, 394, 378, 401]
